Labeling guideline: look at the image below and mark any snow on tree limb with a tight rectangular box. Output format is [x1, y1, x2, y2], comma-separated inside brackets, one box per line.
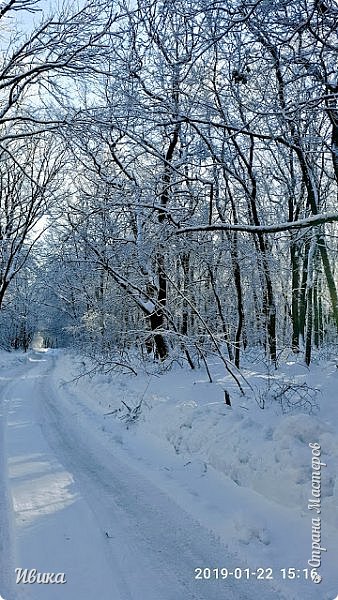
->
[175, 213, 338, 235]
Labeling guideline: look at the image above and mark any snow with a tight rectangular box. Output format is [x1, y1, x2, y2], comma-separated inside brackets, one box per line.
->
[176, 211, 338, 235]
[1, 353, 119, 600]
[0, 348, 337, 599]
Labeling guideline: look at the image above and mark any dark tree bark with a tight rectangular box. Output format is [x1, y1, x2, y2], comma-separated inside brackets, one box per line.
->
[291, 243, 301, 352]
[299, 237, 310, 344]
[305, 285, 313, 366]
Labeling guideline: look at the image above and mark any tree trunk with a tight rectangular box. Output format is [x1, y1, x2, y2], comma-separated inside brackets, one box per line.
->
[299, 237, 310, 345]
[291, 242, 300, 352]
[305, 285, 313, 366]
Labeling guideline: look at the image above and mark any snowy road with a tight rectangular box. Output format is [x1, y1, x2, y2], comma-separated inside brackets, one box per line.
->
[1, 352, 286, 600]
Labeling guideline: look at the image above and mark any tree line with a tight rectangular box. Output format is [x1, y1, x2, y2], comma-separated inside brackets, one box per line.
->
[0, 0, 337, 370]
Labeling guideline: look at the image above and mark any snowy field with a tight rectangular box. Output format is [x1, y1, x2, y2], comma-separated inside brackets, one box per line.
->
[0, 348, 337, 600]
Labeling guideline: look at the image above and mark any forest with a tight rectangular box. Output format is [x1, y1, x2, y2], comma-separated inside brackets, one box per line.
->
[0, 0, 338, 372]
[1, 2, 338, 600]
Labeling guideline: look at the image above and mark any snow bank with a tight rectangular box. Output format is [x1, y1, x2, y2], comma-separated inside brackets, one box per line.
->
[53, 353, 338, 514]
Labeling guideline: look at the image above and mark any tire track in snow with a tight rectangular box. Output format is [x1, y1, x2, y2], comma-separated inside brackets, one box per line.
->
[40, 352, 285, 600]
[5, 353, 122, 600]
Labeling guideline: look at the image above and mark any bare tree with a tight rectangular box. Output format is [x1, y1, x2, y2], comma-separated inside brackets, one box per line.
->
[0, 134, 65, 308]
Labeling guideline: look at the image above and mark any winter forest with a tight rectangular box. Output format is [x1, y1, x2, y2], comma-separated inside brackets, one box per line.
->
[1, 0, 337, 367]
[0, 1, 338, 599]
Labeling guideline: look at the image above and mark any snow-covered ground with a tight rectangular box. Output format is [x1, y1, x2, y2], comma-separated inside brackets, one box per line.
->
[0, 348, 337, 599]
